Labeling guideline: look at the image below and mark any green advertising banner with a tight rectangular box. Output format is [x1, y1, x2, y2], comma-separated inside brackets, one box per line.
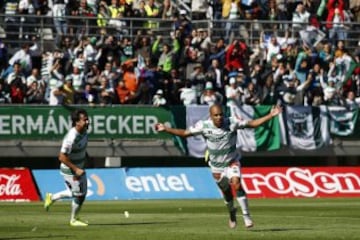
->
[0, 106, 174, 140]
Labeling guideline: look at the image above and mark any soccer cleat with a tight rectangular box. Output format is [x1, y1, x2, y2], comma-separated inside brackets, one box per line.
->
[228, 207, 237, 229]
[70, 218, 88, 227]
[243, 214, 254, 228]
[44, 193, 53, 211]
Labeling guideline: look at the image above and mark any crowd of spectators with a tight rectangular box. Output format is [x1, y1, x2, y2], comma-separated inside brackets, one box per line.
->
[0, 0, 359, 109]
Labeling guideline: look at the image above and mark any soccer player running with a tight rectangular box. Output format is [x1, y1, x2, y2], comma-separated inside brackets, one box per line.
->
[155, 104, 282, 229]
[44, 108, 90, 227]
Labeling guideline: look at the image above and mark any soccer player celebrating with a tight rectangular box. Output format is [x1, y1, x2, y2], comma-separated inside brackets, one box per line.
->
[44, 109, 90, 227]
[155, 104, 282, 229]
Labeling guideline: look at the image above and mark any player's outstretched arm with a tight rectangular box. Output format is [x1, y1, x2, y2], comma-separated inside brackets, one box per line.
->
[155, 123, 193, 138]
[246, 105, 283, 128]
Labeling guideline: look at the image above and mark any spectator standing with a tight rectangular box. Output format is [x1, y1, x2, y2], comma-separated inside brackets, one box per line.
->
[97, 3, 109, 35]
[189, 63, 206, 103]
[98, 76, 115, 105]
[242, 82, 261, 106]
[53, 0, 68, 46]
[122, 61, 138, 94]
[18, 0, 33, 40]
[68, 66, 85, 102]
[260, 74, 277, 105]
[161, 0, 176, 20]
[62, 75, 75, 104]
[81, 83, 97, 105]
[152, 35, 180, 83]
[49, 81, 65, 106]
[8, 44, 32, 75]
[291, 2, 310, 37]
[344, 90, 360, 110]
[206, 58, 225, 95]
[152, 89, 167, 106]
[225, 40, 248, 73]
[26, 80, 45, 103]
[116, 79, 131, 104]
[326, 1, 351, 47]
[144, 0, 160, 31]
[6, 62, 27, 103]
[120, 37, 135, 64]
[86, 63, 101, 86]
[200, 81, 223, 105]
[179, 80, 197, 106]
[226, 77, 242, 107]
[26, 68, 41, 87]
[225, 0, 240, 41]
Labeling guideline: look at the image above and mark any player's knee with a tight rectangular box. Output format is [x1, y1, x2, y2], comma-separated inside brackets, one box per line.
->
[217, 176, 230, 191]
[229, 177, 241, 191]
[74, 195, 85, 205]
[217, 176, 233, 202]
[237, 188, 246, 197]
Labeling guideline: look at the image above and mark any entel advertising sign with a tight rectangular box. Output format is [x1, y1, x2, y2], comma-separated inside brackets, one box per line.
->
[123, 167, 221, 199]
[242, 167, 360, 198]
[32, 167, 221, 200]
[0, 168, 40, 201]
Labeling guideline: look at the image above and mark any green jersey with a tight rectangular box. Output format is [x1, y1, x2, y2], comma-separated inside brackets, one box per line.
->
[189, 117, 248, 169]
[59, 127, 88, 176]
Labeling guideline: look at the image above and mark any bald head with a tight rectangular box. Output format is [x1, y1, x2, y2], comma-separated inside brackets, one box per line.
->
[210, 104, 224, 128]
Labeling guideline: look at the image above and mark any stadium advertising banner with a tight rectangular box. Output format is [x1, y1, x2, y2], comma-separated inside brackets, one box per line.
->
[33, 168, 222, 200]
[0, 168, 40, 201]
[0, 106, 173, 140]
[242, 167, 360, 198]
[123, 167, 221, 199]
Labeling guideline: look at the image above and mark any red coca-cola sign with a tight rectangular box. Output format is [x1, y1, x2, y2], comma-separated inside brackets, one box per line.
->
[0, 168, 40, 201]
[242, 167, 360, 198]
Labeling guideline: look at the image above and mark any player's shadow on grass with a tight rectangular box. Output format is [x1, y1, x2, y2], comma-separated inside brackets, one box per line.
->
[92, 221, 176, 226]
[0, 236, 71, 240]
[250, 228, 312, 232]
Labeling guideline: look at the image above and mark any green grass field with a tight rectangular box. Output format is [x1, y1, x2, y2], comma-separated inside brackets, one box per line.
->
[1, 198, 359, 240]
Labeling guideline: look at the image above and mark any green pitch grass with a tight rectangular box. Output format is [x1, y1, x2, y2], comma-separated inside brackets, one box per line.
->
[1, 198, 359, 240]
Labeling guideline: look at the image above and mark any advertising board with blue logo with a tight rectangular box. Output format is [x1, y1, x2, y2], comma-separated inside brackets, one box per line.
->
[32, 167, 222, 200]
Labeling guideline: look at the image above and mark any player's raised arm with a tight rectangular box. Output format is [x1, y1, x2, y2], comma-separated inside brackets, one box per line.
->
[246, 105, 282, 128]
[155, 123, 193, 138]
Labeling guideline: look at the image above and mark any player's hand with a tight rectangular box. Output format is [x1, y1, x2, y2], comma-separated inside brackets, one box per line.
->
[270, 105, 283, 117]
[155, 123, 166, 132]
[75, 168, 85, 177]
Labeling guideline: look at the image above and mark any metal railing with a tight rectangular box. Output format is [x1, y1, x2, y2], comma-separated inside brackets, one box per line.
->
[0, 14, 359, 53]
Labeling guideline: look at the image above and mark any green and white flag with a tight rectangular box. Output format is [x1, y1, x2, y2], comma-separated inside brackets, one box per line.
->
[231, 105, 282, 152]
[328, 106, 360, 137]
[284, 106, 330, 150]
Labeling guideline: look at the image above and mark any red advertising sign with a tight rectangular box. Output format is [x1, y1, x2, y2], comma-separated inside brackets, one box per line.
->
[242, 167, 360, 198]
[0, 168, 40, 201]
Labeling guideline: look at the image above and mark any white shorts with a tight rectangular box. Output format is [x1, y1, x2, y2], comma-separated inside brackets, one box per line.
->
[63, 173, 88, 197]
[210, 160, 242, 179]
